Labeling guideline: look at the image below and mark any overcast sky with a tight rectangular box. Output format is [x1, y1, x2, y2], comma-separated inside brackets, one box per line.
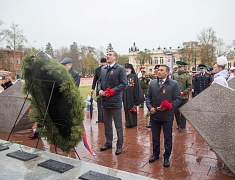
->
[0, 0, 235, 54]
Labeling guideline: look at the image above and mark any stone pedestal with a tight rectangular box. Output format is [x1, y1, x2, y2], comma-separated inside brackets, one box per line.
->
[0, 80, 33, 133]
[228, 77, 235, 89]
[180, 83, 235, 174]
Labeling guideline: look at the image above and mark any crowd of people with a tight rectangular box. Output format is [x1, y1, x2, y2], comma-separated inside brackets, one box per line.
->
[89, 52, 234, 168]
[25, 51, 234, 168]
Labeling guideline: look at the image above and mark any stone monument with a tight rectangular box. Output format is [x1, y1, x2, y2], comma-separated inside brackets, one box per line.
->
[0, 80, 32, 133]
[180, 83, 235, 174]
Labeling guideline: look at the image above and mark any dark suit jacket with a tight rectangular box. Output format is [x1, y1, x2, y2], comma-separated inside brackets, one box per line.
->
[98, 63, 127, 108]
[69, 68, 80, 87]
[92, 66, 102, 96]
[146, 77, 181, 121]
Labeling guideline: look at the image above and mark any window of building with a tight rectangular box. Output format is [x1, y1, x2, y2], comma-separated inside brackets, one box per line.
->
[160, 57, 164, 64]
[149, 69, 152, 73]
[17, 59, 21, 64]
[149, 58, 153, 65]
[154, 57, 158, 64]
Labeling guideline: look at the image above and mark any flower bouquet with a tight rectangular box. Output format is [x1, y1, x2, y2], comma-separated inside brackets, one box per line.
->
[96, 88, 115, 99]
[130, 105, 137, 113]
[144, 100, 172, 118]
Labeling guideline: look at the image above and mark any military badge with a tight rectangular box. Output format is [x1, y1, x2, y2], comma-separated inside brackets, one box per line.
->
[129, 78, 135, 86]
[181, 78, 185, 82]
[162, 89, 166, 94]
[110, 71, 114, 75]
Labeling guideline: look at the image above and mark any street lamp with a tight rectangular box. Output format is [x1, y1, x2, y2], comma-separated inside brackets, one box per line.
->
[31, 40, 36, 52]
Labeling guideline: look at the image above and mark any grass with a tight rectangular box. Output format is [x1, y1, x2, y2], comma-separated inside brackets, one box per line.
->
[79, 85, 92, 99]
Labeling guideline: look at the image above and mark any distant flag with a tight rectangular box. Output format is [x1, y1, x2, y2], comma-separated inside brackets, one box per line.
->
[82, 123, 96, 158]
[34, 50, 52, 59]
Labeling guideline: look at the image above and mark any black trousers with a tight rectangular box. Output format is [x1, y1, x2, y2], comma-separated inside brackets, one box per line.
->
[174, 99, 188, 128]
[103, 108, 123, 148]
[151, 119, 173, 160]
[97, 98, 104, 122]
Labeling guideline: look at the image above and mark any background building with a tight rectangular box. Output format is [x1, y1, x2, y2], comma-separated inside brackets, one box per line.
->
[0, 48, 25, 79]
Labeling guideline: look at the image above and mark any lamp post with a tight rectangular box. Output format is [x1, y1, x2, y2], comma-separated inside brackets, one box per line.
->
[31, 40, 36, 52]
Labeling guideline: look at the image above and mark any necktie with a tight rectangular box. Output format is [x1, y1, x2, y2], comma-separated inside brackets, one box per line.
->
[159, 80, 163, 87]
[107, 65, 111, 70]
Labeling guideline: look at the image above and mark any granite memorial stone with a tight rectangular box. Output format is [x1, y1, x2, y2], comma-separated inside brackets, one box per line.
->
[0, 80, 32, 133]
[180, 83, 235, 174]
[228, 77, 235, 89]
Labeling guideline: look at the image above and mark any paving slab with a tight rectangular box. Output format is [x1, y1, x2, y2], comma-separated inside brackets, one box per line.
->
[0, 139, 154, 180]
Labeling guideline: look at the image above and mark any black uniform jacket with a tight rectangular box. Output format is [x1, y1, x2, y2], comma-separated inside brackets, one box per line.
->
[69, 68, 80, 87]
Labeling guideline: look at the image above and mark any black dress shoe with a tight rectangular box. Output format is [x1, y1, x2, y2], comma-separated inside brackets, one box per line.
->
[146, 125, 151, 128]
[115, 147, 122, 155]
[163, 159, 170, 167]
[149, 155, 159, 163]
[100, 144, 112, 151]
[28, 132, 40, 139]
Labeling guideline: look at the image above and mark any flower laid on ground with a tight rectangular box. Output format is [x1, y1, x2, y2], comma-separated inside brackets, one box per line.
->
[144, 100, 172, 118]
[96, 88, 115, 99]
[130, 105, 137, 113]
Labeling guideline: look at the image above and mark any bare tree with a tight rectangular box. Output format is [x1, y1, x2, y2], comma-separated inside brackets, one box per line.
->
[197, 27, 217, 66]
[0, 20, 10, 43]
[5, 23, 27, 75]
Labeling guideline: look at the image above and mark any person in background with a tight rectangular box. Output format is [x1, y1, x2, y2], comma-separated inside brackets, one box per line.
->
[146, 65, 181, 167]
[212, 56, 229, 87]
[171, 61, 192, 133]
[91, 58, 107, 123]
[227, 67, 235, 82]
[98, 50, 127, 155]
[61, 58, 80, 87]
[139, 70, 150, 108]
[191, 68, 197, 98]
[192, 64, 212, 97]
[123, 63, 144, 128]
[1, 76, 13, 90]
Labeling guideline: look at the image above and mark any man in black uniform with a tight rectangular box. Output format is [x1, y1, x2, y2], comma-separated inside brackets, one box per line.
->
[192, 64, 212, 96]
[61, 58, 80, 87]
[91, 58, 107, 123]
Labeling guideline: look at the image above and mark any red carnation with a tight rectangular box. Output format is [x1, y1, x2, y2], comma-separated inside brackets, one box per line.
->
[181, 92, 185, 96]
[130, 106, 137, 113]
[105, 88, 115, 98]
[160, 100, 172, 110]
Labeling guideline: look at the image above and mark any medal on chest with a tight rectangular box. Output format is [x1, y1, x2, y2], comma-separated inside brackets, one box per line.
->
[162, 88, 166, 94]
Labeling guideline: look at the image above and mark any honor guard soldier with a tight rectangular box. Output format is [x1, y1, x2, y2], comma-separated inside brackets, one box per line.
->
[171, 61, 192, 132]
[192, 64, 212, 96]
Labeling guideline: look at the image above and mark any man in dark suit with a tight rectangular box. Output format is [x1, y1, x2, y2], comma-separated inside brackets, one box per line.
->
[146, 65, 181, 167]
[98, 50, 128, 155]
[91, 58, 107, 123]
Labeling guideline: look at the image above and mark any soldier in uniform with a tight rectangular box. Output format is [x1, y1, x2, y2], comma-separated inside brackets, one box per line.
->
[171, 61, 192, 132]
[192, 64, 212, 97]
[139, 70, 151, 108]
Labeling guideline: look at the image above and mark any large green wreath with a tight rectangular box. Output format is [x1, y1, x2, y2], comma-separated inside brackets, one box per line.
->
[22, 54, 85, 153]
